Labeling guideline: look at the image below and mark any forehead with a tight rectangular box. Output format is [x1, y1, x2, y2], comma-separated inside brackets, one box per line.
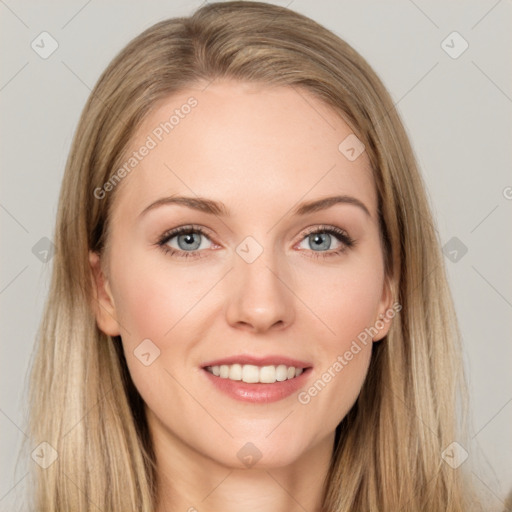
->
[109, 79, 377, 224]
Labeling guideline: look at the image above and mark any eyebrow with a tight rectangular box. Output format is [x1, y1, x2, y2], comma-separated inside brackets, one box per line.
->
[138, 194, 371, 219]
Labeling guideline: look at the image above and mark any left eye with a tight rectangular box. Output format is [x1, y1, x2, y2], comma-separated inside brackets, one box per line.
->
[298, 231, 342, 252]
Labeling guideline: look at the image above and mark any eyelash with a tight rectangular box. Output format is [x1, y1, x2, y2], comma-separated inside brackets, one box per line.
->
[155, 224, 356, 260]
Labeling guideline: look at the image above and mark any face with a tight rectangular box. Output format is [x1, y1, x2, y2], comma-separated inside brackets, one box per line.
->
[89, 79, 393, 470]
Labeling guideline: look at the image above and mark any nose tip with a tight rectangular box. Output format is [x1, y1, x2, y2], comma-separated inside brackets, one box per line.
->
[225, 254, 294, 333]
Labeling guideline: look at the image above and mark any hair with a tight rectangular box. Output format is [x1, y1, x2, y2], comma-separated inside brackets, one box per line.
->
[23, 1, 483, 510]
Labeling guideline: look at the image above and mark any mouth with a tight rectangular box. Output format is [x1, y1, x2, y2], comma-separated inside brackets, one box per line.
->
[200, 354, 313, 390]
[204, 363, 307, 384]
[201, 358, 313, 403]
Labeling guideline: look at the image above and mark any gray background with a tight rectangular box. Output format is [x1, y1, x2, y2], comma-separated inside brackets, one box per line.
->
[1, 1, 511, 510]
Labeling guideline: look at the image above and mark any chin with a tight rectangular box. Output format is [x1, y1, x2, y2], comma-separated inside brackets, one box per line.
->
[206, 436, 313, 471]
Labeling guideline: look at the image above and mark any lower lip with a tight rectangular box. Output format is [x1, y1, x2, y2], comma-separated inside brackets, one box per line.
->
[202, 367, 312, 403]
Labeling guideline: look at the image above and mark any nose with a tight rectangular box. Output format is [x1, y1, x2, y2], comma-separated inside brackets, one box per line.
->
[224, 244, 295, 333]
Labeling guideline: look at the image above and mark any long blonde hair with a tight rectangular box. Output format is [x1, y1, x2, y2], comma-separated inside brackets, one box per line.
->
[24, 2, 481, 510]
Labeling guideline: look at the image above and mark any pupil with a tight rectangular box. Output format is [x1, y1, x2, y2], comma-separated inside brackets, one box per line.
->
[311, 233, 329, 251]
[178, 233, 199, 250]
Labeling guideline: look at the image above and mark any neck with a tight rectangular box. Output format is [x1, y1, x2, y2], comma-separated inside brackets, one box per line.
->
[149, 411, 335, 512]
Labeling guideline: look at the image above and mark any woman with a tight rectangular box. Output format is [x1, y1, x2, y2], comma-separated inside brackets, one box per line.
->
[25, 1, 483, 510]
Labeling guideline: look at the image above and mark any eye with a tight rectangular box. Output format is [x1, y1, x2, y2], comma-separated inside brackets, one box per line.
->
[156, 225, 214, 259]
[156, 224, 355, 260]
[296, 225, 355, 259]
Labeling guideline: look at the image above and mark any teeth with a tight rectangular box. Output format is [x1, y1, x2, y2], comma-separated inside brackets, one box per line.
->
[229, 364, 242, 381]
[206, 364, 305, 384]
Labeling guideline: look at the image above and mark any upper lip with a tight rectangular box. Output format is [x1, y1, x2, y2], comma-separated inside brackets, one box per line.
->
[201, 354, 312, 369]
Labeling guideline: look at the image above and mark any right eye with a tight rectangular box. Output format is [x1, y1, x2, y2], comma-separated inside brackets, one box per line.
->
[156, 225, 215, 259]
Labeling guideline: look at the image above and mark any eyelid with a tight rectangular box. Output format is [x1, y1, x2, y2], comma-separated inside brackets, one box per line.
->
[156, 224, 215, 243]
[299, 224, 351, 239]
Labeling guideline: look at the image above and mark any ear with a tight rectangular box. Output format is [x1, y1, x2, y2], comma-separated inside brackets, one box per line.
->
[88, 250, 121, 337]
[372, 274, 396, 342]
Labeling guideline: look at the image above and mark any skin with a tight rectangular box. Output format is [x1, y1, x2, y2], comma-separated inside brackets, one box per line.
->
[89, 79, 394, 512]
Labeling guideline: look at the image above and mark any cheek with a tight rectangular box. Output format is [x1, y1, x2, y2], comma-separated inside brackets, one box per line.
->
[109, 255, 199, 408]
[108, 250, 220, 393]
[302, 256, 385, 347]
[110, 249, 209, 342]
[297, 277, 378, 431]
[295, 254, 384, 418]
[115, 274, 170, 342]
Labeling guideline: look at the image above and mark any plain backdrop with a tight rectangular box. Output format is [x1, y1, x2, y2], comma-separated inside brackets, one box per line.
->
[1, 1, 511, 510]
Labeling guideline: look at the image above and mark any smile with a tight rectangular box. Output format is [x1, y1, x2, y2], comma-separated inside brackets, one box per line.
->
[205, 364, 304, 384]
